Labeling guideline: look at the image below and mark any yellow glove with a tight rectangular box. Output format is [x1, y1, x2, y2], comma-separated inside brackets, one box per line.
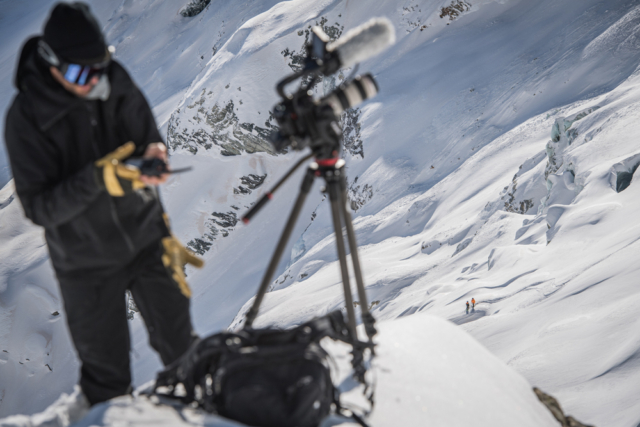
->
[161, 236, 204, 298]
[94, 142, 146, 196]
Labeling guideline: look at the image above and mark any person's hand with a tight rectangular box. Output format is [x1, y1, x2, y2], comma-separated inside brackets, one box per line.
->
[94, 142, 145, 196]
[140, 142, 169, 186]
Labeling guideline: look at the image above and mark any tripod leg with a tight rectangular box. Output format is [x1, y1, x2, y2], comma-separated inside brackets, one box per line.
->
[244, 166, 316, 328]
[326, 173, 359, 342]
[339, 176, 377, 340]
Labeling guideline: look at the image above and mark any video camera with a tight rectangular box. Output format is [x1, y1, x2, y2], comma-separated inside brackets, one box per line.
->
[270, 18, 395, 159]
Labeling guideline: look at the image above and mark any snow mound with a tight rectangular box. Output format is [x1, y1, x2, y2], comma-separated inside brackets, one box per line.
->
[0, 315, 558, 427]
[360, 315, 558, 427]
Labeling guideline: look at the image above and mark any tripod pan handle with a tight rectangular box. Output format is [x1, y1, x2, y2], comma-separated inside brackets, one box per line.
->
[242, 193, 273, 224]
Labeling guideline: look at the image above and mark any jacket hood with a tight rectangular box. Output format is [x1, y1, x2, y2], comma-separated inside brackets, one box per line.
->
[15, 36, 81, 131]
[13, 36, 134, 131]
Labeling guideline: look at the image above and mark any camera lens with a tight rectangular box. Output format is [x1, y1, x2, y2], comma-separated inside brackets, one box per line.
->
[321, 74, 379, 116]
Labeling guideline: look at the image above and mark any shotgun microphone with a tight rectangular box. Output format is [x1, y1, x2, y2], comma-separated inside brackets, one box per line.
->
[325, 17, 395, 72]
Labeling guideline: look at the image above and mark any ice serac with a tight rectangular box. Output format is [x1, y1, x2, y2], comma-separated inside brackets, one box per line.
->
[609, 152, 640, 193]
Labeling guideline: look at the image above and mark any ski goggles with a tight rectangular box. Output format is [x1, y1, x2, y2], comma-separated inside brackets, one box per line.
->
[61, 62, 109, 86]
[38, 40, 113, 86]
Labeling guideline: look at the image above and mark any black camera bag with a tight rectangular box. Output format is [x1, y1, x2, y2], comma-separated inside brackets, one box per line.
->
[154, 310, 370, 427]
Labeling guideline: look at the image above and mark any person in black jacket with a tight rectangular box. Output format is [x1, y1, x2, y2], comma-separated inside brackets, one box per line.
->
[4, 2, 202, 408]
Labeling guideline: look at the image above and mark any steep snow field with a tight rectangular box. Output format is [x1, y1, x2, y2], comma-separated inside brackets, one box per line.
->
[3, 0, 640, 425]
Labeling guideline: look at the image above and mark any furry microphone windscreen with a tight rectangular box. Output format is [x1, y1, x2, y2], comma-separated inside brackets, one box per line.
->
[327, 17, 396, 69]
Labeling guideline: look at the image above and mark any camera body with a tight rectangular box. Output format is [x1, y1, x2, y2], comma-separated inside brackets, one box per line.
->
[271, 93, 342, 159]
[270, 27, 379, 159]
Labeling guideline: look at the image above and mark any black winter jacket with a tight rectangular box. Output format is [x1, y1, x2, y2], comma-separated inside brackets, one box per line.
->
[4, 37, 170, 280]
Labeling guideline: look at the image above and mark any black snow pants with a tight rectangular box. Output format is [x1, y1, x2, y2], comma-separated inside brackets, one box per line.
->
[58, 241, 197, 405]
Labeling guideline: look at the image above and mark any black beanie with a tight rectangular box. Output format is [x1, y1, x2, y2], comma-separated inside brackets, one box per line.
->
[43, 2, 107, 64]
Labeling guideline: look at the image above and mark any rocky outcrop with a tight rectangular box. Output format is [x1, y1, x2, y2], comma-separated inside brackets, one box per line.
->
[499, 151, 547, 215]
[342, 108, 364, 158]
[179, 0, 211, 18]
[282, 16, 344, 76]
[533, 388, 594, 427]
[126, 290, 139, 320]
[187, 175, 266, 255]
[439, 0, 471, 21]
[167, 94, 277, 156]
[186, 211, 239, 255]
[234, 174, 267, 195]
[348, 176, 373, 211]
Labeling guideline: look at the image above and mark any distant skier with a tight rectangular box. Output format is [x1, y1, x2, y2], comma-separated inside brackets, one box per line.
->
[471, 298, 476, 308]
[466, 301, 470, 314]
[4, 2, 202, 419]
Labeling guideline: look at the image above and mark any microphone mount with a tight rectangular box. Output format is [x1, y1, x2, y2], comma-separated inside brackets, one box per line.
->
[275, 26, 340, 100]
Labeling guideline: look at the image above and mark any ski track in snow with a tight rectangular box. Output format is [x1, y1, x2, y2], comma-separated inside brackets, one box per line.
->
[3, 0, 640, 425]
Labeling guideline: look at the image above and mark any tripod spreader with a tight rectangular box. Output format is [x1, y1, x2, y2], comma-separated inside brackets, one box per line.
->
[242, 153, 314, 224]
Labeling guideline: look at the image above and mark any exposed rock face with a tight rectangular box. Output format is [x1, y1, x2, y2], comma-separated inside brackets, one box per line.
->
[179, 0, 211, 18]
[281, 16, 344, 87]
[234, 174, 267, 195]
[440, 1, 472, 21]
[401, 4, 429, 33]
[501, 160, 542, 215]
[167, 94, 277, 156]
[175, 15, 368, 257]
[126, 291, 139, 320]
[342, 108, 364, 158]
[187, 237, 212, 256]
[210, 212, 239, 229]
[533, 388, 594, 427]
[187, 211, 239, 255]
[503, 190, 534, 214]
[187, 175, 266, 255]
[348, 176, 373, 211]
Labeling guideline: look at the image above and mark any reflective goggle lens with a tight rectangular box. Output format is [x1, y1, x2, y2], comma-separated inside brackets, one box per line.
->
[63, 64, 106, 85]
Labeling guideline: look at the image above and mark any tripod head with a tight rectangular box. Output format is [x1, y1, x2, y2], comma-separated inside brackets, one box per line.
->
[270, 18, 394, 160]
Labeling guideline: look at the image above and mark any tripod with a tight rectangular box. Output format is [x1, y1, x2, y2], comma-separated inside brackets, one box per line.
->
[241, 154, 377, 348]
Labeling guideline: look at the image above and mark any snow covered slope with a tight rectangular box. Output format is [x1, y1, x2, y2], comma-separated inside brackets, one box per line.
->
[0, 315, 560, 427]
[3, 0, 640, 425]
[0, 0, 62, 186]
[0, 181, 79, 418]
